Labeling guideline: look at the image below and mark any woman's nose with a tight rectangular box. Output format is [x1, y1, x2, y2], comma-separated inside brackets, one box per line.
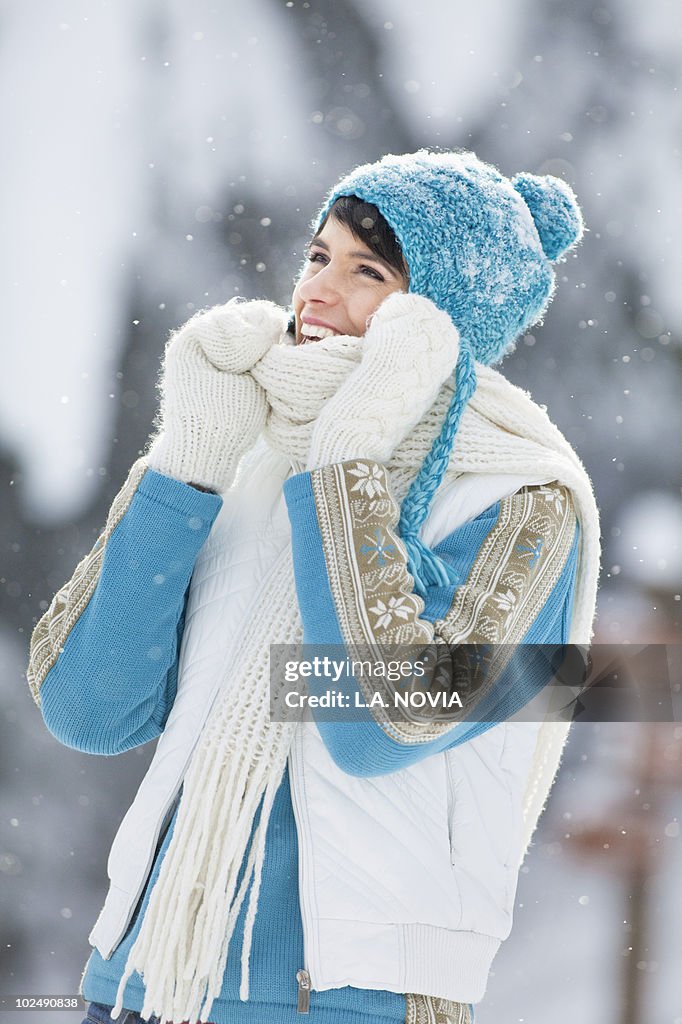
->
[297, 264, 340, 304]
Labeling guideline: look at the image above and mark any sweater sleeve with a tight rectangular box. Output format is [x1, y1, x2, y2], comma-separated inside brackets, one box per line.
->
[26, 457, 223, 756]
[283, 459, 579, 776]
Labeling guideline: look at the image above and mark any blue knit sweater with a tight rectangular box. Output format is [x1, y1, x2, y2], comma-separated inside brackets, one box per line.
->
[36, 465, 578, 1022]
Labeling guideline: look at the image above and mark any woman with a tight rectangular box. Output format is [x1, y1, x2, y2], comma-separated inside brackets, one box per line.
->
[27, 150, 601, 1024]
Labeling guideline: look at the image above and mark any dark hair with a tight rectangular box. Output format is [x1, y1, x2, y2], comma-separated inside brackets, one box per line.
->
[320, 195, 409, 284]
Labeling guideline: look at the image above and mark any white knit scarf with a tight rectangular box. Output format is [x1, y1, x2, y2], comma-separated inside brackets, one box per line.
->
[113, 332, 601, 1024]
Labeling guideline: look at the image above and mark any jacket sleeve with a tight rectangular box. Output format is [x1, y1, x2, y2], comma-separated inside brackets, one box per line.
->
[26, 457, 223, 756]
[283, 459, 580, 776]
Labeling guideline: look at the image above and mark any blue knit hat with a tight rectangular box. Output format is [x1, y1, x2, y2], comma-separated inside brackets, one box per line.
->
[316, 149, 584, 595]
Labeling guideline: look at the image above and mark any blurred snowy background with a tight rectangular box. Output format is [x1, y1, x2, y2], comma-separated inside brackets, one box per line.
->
[1, 1, 681, 1022]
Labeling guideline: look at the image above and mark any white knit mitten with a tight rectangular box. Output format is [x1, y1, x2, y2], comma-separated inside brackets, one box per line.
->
[146, 298, 287, 492]
[307, 292, 460, 469]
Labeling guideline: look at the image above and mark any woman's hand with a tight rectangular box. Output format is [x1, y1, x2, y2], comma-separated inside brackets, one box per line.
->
[146, 298, 287, 492]
[306, 292, 460, 469]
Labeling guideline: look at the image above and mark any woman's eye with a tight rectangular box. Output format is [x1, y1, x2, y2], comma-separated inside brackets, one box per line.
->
[307, 251, 327, 264]
[359, 265, 384, 282]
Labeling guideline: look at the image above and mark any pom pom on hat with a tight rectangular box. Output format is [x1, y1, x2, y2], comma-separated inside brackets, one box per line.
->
[512, 172, 584, 261]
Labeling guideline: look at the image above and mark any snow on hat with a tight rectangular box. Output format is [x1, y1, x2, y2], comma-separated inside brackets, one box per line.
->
[316, 149, 584, 595]
[317, 148, 584, 367]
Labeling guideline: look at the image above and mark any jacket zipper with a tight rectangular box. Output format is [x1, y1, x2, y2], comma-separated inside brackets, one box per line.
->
[296, 968, 311, 1013]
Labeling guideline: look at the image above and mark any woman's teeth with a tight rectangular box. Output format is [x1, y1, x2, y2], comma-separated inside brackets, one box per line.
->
[300, 323, 338, 343]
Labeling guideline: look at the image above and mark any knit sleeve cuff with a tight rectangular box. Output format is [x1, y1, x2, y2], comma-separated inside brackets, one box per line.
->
[137, 468, 223, 523]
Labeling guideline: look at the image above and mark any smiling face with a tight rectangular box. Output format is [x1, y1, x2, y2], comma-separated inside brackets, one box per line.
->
[292, 215, 408, 345]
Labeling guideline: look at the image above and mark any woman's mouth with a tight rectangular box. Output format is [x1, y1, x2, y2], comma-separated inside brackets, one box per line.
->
[299, 322, 339, 345]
